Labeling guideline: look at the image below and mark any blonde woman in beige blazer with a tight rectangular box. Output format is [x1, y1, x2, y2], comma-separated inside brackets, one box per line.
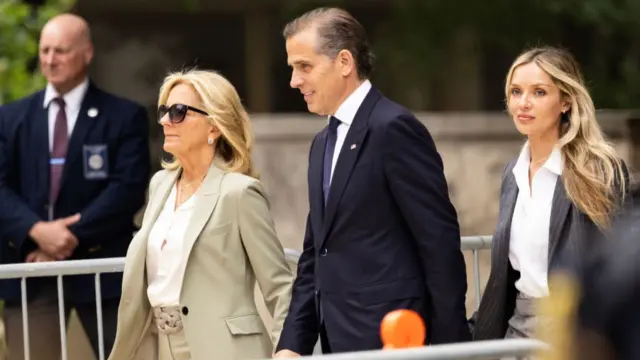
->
[108, 70, 293, 360]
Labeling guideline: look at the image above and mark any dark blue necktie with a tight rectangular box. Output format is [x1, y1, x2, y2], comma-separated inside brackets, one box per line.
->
[323, 116, 341, 205]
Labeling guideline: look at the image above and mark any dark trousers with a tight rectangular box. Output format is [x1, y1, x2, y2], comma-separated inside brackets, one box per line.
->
[319, 323, 332, 354]
[3, 284, 119, 360]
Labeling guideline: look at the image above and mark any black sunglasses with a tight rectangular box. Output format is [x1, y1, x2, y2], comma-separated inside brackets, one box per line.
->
[158, 104, 208, 124]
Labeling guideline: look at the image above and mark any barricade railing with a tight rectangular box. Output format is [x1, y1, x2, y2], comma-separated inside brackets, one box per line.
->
[0, 239, 492, 360]
[461, 235, 493, 309]
[0, 249, 301, 360]
[288, 339, 548, 359]
[0, 257, 124, 360]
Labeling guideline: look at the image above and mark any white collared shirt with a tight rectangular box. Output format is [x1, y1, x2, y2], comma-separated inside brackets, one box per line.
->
[42, 78, 90, 151]
[146, 184, 196, 307]
[509, 142, 563, 298]
[326, 80, 372, 183]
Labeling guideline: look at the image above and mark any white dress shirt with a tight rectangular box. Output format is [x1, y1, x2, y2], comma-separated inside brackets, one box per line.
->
[42, 78, 90, 151]
[326, 80, 372, 183]
[509, 142, 563, 298]
[146, 184, 196, 307]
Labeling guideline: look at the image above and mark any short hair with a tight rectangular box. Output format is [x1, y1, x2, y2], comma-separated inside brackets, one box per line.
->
[157, 69, 257, 178]
[283, 7, 374, 79]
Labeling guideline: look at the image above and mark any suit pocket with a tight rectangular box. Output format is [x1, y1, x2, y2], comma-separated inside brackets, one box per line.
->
[224, 313, 264, 336]
[356, 278, 424, 306]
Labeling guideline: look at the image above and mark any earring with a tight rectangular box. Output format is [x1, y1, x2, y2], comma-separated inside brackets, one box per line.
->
[207, 138, 213, 145]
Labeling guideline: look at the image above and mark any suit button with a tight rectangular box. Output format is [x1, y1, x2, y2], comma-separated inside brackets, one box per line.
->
[320, 248, 328, 256]
[182, 306, 189, 316]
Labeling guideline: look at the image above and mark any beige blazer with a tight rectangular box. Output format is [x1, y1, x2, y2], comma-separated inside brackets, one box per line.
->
[108, 160, 294, 360]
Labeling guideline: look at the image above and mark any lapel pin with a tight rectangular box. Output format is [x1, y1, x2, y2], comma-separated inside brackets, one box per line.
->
[87, 108, 99, 118]
[350, 144, 357, 150]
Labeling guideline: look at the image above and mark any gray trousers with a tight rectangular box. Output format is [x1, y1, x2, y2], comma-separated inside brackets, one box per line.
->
[3, 283, 119, 360]
[503, 293, 550, 360]
[505, 293, 542, 339]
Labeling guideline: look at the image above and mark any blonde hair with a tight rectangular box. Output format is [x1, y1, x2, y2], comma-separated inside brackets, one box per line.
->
[505, 47, 627, 229]
[158, 69, 258, 178]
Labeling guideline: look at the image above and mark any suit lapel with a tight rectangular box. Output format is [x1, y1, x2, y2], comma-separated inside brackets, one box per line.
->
[128, 170, 179, 265]
[62, 83, 101, 184]
[309, 130, 327, 245]
[320, 88, 381, 248]
[548, 178, 571, 263]
[496, 171, 519, 271]
[181, 159, 224, 264]
[32, 92, 50, 204]
[121, 169, 178, 306]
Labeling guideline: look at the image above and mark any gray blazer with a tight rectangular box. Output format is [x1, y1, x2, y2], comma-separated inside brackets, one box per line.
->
[471, 159, 602, 340]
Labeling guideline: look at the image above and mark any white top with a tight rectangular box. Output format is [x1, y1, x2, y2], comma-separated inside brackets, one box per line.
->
[509, 142, 563, 298]
[326, 80, 372, 183]
[43, 78, 90, 151]
[146, 184, 196, 307]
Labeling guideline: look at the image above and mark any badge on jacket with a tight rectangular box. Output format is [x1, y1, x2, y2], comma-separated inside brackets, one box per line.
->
[83, 144, 109, 179]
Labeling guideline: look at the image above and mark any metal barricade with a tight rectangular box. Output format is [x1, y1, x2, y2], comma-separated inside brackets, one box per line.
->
[0, 250, 302, 360]
[0, 258, 124, 360]
[461, 235, 493, 309]
[0, 239, 493, 360]
[292, 339, 548, 359]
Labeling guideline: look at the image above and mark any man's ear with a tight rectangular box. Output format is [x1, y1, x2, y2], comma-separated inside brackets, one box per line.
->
[84, 43, 94, 66]
[337, 49, 355, 77]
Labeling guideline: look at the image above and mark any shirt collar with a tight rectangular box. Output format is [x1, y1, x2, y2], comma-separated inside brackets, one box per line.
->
[328, 80, 372, 125]
[545, 146, 564, 175]
[513, 141, 564, 177]
[43, 78, 90, 111]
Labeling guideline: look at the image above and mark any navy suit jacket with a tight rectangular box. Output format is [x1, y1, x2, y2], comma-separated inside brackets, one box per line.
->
[276, 87, 470, 354]
[0, 82, 150, 304]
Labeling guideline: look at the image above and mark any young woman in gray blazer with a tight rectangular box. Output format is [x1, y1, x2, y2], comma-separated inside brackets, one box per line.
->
[471, 47, 628, 342]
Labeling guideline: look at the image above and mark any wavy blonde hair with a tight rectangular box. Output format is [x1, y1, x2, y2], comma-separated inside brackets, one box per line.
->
[505, 47, 627, 229]
[158, 69, 258, 178]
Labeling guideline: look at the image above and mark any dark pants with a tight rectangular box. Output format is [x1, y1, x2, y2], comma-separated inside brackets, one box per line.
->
[319, 323, 332, 354]
[3, 284, 119, 360]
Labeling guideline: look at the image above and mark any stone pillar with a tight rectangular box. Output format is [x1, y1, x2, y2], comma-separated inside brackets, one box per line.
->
[244, 7, 272, 112]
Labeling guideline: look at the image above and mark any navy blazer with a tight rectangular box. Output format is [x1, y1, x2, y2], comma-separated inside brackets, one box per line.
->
[276, 87, 470, 354]
[0, 82, 150, 304]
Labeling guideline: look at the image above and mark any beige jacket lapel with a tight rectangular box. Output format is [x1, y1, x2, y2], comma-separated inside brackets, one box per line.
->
[128, 169, 180, 269]
[181, 159, 225, 265]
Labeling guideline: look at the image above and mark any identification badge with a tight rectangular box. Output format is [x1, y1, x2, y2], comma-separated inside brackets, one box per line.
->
[83, 144, 109, 179]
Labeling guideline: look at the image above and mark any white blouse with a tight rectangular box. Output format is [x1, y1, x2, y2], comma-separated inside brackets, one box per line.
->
[146, 184, 196, 307]
[509, 142, 563, 298]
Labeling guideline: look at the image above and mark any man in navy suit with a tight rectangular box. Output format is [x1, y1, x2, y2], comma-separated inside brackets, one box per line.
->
[275, 7, 470, 357]
[0, 14, 149, 360]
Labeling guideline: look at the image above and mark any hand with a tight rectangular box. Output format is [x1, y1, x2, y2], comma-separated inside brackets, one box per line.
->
[26, 249, 56, 263]
[274, 349, 300, 358]
[28, 214, 81, 260]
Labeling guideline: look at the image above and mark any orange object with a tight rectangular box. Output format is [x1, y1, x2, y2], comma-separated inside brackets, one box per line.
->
[380, 309, 426, 349]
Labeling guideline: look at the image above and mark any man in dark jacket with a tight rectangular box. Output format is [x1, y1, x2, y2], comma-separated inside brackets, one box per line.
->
[0, 13, 149, 360]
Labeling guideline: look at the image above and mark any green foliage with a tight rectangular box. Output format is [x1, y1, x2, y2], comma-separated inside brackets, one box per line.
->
[0, 0, 76, 105]
[377, 0, 640, 109]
